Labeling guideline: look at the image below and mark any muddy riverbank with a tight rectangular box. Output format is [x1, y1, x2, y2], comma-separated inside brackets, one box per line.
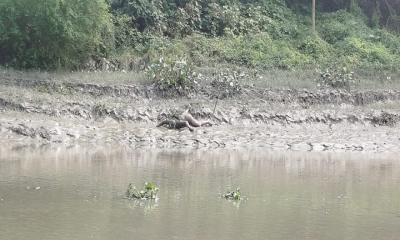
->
[1, 75, 400, 152]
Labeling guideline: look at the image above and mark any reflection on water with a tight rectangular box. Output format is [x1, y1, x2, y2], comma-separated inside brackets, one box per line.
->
[0, 145, 400, 240]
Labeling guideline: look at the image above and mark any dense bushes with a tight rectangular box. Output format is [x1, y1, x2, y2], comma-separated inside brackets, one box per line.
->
[0, 0, 399, 71]
[109, 0, 400, 71]
[0, 0, 113, 69]
[109, 0, 296, 38]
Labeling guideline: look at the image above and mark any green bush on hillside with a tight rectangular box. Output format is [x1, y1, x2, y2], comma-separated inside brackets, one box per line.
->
[122, 1, 400, 71]
[206, 33, 310, 69]
[0, 0, 113, 69]
[113, 14, 144, 50]
[1, 0, 400, 72]
[297, 35, 333, 62]
[338, 37, 398, 69]
[318, 11, 354, 44]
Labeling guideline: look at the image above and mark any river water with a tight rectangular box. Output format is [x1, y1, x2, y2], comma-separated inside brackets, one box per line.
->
[0, 146, 399, 240]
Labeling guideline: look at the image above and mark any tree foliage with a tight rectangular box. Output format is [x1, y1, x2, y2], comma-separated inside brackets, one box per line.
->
[0, 0, 399, 70]
[0, 0, 113, 69]
[109, 0, 296, 38]
[285, 0, 400, 30]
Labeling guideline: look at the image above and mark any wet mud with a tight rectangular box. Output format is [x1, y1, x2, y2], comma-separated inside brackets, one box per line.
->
[1, 76, 400, 152]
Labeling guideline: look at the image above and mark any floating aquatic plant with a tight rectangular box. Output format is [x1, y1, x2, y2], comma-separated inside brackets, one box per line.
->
[126, 182, 159, 200]
[223, 188, 242, 201]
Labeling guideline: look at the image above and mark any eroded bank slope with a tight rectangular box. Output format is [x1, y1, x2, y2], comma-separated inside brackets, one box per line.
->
[1, 76, 399, 152]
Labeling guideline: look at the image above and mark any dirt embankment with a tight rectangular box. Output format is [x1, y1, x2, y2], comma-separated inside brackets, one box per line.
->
[1, 76, 400, 152]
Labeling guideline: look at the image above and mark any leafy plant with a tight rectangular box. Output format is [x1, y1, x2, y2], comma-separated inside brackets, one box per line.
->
[144, 182, 158, 191]
[210, 70, 243, 98]
[126, 182, 159, 200]
[317, 66, 356, 90]
[147, 57, 198, 95]
[298, 35, 333, 62]
[223, 188, 242, 201]
[318, 10, 355, 44]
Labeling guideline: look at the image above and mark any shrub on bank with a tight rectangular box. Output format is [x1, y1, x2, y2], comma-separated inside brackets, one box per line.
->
[318, 66, 356, 90]
[147, 56, 198, 95]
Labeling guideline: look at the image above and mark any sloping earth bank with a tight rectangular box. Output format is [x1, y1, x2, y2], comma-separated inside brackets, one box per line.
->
[1, 76, 400, 152]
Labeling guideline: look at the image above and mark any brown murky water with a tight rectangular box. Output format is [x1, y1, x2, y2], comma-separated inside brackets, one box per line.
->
[0, 146, 400, 240]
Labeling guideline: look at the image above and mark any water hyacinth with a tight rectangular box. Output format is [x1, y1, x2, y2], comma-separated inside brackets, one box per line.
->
[223, 188, 242, 201]
[126, 182, 159, 200]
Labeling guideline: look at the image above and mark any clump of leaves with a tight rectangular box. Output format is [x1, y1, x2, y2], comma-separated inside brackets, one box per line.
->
[223, 188, 242, 201]
[210, 70, 243, 98]
[126, 182, 159, 200]
[317, 66, 356, 90]
[147, 57, 198, 96]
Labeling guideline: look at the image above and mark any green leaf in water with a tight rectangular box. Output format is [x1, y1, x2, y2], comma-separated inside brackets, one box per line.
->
[126, 182, 159, 200]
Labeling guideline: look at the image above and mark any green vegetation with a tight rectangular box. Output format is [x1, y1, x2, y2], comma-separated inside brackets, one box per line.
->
[223, 188, 242, 201]
[0, 0, 112, 69]
[126, 182, 159, 200]
[0, 0, 399, 75]
[148, 57, 198, 94]
[317, 66, 356, 90]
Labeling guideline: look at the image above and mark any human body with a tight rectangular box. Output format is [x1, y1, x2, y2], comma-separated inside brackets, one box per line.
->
[157, 110, 212, 131]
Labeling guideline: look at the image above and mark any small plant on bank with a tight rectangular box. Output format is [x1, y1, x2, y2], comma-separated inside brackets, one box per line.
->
[317, 66, 357, 91]
[210, 70, 243, 98]
[126, 182, 159, 200]
[147, 57, 198, 96]
[223, 188, 242, 201]
[211, 71, 242, 95]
